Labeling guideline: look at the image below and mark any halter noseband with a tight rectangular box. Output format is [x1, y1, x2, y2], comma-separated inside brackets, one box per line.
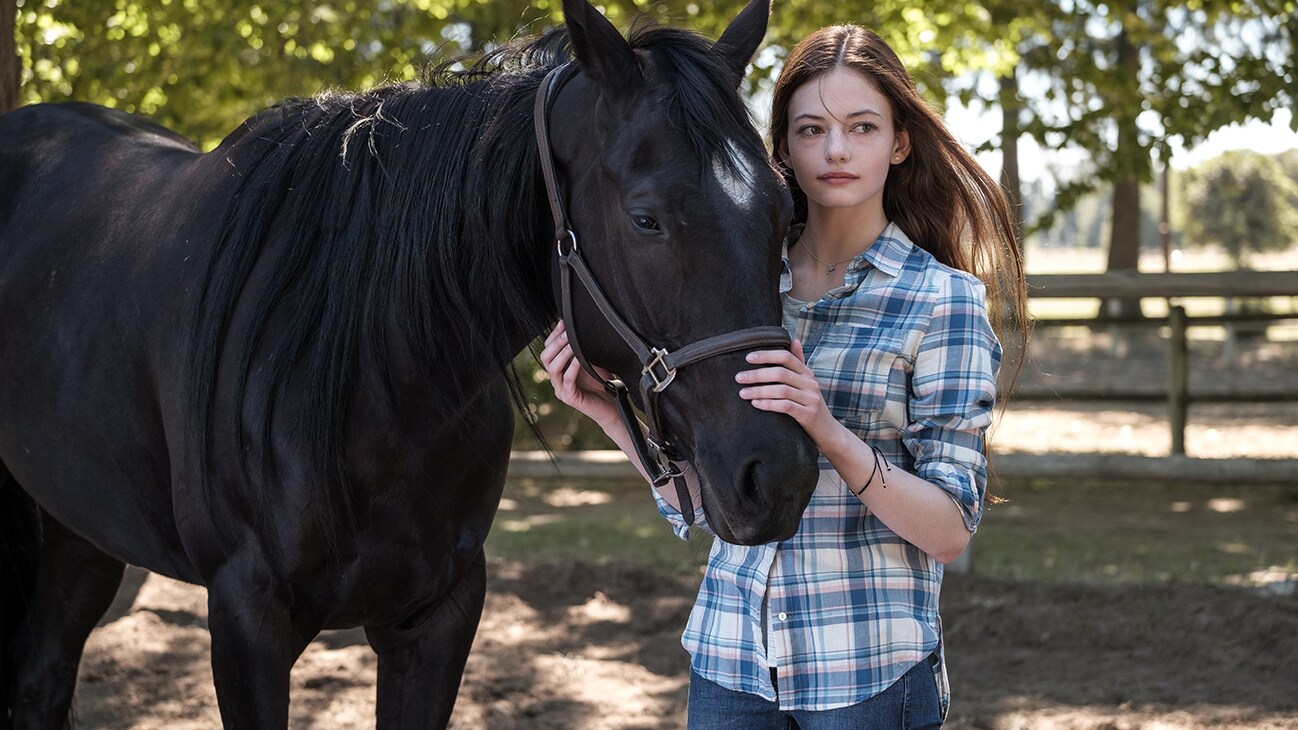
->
[533, 63, 792, 524]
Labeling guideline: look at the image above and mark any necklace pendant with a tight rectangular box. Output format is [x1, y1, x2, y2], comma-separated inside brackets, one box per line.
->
[827, 264, 837, 273]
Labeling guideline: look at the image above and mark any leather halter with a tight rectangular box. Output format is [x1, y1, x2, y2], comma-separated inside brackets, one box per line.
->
[533, 63, 792, 524]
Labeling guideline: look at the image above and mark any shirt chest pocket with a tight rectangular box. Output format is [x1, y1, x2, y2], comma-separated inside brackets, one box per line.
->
[808, 325, 912, 432]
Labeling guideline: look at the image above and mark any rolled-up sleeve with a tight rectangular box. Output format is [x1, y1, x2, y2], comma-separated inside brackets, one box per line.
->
[902, 273, 1001, 533]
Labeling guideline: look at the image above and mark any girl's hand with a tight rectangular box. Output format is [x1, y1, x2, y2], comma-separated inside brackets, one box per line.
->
[540, 321, 620, 431]
[736, 339, 840, 447]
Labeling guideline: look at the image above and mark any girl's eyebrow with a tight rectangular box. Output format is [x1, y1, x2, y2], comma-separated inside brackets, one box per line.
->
[794, 109, 885, 123]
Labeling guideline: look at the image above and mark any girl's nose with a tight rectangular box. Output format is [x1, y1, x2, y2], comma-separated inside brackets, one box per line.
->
[824, 129, 849, 163]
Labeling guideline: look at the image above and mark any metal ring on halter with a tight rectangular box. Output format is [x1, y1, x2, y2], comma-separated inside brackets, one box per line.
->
[650, 460, 687, 487]
[556, 229, 578, 257]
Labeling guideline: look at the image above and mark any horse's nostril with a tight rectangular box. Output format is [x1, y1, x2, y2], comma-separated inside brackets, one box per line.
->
[739, 459, 763, 498]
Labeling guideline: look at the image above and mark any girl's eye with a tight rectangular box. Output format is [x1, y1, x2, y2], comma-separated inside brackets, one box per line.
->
[797, 125, 822, 136]
[854, 122, 876, 133]
[631, 214, 661, 232]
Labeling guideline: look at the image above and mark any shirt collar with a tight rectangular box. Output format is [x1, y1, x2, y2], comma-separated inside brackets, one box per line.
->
[859, 222, 913, 277]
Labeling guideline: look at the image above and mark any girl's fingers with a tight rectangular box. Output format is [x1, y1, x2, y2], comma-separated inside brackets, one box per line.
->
[735, 366, 803, 385]
[745, 348, 801, 368]
[789, 338, 806, 362]
[544, 343, 572, 380]
[563, 354, 584, 390]
[738, 384, 809, 404]
[541, 325, 568, 361]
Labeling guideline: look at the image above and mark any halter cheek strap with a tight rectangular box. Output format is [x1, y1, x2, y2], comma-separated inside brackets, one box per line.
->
[533, 63, 792, 524]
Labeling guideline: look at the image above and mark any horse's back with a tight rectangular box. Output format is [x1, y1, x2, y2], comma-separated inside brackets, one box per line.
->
[0, 102, 200, 259]
[0, 103, 208, 579]
[0, 101, 194, 152]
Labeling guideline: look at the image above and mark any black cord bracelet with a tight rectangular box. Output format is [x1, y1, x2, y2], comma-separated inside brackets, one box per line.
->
[851, 445, 892, 497]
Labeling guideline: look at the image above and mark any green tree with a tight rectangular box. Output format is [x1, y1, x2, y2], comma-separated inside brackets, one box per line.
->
[1278, 147, 1298, 210]
[12, 0, 564, 147]
[1015, 0, 1295, 315]
[1177, 150, 1298, 266]
[939, 1, 1064, 250]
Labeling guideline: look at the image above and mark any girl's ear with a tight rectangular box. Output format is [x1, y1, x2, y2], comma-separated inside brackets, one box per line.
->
[891, 130, 911, 164]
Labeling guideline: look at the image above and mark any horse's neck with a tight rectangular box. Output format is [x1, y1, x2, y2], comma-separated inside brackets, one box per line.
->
[371, 275, 547, 408]
[340, 79, 556, 407]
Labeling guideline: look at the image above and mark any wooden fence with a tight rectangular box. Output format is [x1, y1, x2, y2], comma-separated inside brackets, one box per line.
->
[510, 270, 1298, 486]
[1021, 270, 1298, 457]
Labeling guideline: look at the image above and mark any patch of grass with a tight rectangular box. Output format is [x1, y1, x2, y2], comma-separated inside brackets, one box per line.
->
[487, 478, 711, 577]
[489, 477, 1298, 590]
[974, 480, 1298, 587]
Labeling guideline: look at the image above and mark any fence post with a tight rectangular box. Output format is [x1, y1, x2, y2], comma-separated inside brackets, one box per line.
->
[1168, 305, 1188, 454]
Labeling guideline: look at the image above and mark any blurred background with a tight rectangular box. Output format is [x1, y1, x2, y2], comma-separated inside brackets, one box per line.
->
[5, 1, 1296, 727]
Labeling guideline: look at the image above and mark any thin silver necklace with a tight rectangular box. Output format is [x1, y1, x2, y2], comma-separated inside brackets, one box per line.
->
[800, 238, 859, 274]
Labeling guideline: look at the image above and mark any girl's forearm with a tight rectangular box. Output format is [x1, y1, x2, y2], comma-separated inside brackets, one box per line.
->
[819, 422, 971, 563]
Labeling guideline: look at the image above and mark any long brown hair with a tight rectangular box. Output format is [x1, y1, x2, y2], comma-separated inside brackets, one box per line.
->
[770, 25, 1028, 344]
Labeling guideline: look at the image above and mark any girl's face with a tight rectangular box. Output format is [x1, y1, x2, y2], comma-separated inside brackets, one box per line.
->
[780, 67, 909, 218]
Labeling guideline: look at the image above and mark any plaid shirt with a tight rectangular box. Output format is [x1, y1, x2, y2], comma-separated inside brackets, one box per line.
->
[654, 223, 1000, 713]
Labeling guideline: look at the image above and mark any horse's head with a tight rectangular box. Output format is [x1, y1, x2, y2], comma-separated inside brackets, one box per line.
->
[546, 0, 818, 545]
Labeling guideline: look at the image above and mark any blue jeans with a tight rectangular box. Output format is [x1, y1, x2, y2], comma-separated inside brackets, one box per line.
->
[687, 656, 944, 730]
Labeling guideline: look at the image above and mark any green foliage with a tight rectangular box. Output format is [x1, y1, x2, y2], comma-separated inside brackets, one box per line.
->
[962, 0, 1297, 277]
[1024, 2, 1293, 173]
[13, 0, 1011, 148]
[1176, 150, 1298, 266]
[13, 0, 559, 147]
[1277, 148, 1298, 209]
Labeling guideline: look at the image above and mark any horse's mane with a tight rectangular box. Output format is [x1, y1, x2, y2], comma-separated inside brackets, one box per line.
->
[188, 23, 763, 539]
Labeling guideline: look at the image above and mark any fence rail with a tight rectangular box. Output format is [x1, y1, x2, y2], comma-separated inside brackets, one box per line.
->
[1027, 270, 1298, 299]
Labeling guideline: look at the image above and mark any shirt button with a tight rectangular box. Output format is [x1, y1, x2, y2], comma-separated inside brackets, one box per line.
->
[777, 612, 788, 621]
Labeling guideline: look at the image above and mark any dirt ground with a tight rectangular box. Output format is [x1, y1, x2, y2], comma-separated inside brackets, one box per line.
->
[70, 329, 1298, 729]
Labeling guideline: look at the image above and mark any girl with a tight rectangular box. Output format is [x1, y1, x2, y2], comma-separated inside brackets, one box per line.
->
[542, 24, 1025, 729]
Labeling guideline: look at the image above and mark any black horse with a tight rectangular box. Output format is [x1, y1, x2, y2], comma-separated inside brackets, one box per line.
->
[0, 0, 817, 726]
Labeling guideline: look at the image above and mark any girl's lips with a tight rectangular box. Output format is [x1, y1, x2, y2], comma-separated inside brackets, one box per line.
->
[818, 172, 858, 183]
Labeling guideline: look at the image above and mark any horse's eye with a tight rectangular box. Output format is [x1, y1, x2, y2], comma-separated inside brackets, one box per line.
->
[631, 214, 661, 233]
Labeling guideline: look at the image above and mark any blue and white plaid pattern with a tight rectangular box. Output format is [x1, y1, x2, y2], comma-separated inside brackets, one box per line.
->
[654, 223, 1001, 713]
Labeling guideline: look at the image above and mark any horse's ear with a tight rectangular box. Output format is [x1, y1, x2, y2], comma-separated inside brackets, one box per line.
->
[713, 0, 771, 88]
[563, 0, 642, 92]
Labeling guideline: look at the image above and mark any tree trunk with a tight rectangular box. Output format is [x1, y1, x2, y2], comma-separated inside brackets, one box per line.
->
[0, 0, 18, 113]
[1102, 24, 1144, 320]
[1104, 179, 1144, 320]
[998, 70, 1024, 253]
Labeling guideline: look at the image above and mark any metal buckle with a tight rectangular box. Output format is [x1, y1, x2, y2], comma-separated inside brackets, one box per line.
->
[643, 347, 676, 392]
[556, 229, 578, 257]
[650, 460, 686, 487]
